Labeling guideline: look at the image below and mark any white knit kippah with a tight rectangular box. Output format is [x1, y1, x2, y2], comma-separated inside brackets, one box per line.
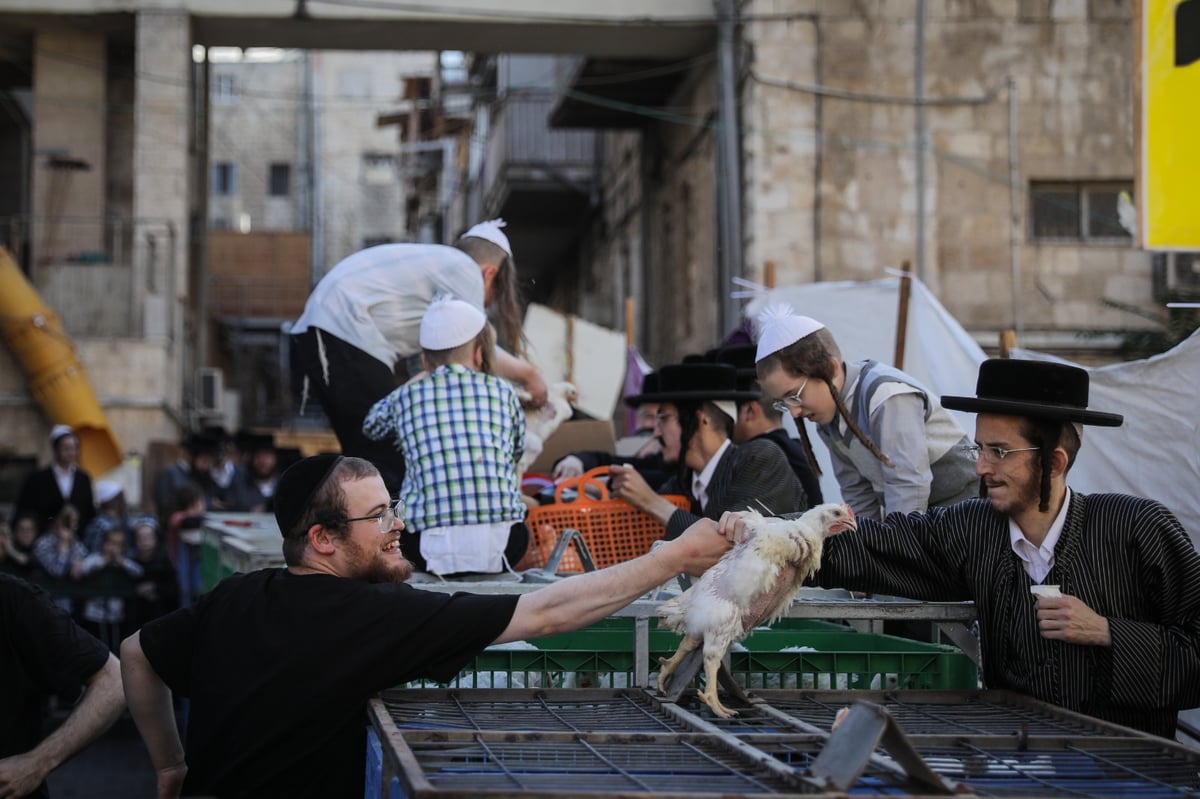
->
[420, 295, 488, 350]
[754, 303, 826, 362]
[49, 424, 75, 444]
[460, 218, 513, 258]
[95, 480, 123, 505]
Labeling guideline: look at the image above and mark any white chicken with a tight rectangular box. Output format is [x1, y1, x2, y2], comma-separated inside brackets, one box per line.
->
[516, 381, 578, 477]
[655, 503, 857, 718]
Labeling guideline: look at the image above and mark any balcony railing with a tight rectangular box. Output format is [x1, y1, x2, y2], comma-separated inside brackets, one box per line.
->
[481, 92, 596, 213]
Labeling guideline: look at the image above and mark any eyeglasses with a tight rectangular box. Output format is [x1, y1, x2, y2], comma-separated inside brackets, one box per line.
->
[655, 412, 678, 426]
[344, 499, 406, 533]
[771, 378, 810, 413]
[960, 444, 1039, 463]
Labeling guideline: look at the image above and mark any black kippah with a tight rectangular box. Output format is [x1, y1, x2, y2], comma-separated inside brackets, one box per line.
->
[274, 454, 343, 537]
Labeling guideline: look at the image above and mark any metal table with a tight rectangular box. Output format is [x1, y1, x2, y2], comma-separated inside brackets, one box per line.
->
[412, 578, 979, 684]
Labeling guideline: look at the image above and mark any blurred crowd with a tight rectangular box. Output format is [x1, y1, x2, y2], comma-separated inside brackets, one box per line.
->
[0, 424, 289, 651]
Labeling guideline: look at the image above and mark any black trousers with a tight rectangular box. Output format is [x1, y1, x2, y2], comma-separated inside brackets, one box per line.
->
[290, 327, 405, 496]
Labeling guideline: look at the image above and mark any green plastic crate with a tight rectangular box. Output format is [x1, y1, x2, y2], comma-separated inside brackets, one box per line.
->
[418, 617, 977, 691]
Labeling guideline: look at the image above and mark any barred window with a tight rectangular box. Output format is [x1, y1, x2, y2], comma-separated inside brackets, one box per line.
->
[1030, 181, 1133, 243]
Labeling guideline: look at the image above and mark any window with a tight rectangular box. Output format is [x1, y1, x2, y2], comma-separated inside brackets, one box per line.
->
[362, 153, 394, 186]
[269, 163, 290, 197]
[213, 73, 236, 103]
[1030, 181, 1133, 243]
[212, 162, 237, 196]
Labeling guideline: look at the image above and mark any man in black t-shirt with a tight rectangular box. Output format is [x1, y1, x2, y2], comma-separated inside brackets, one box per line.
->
[120, 453, 729, 799]
[0, 573, 125, 799]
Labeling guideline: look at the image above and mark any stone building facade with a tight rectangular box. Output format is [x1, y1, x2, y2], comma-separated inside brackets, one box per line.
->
[557, 0, 1156, 367]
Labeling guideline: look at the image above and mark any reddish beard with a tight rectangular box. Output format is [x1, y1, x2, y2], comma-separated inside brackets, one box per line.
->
[343, 535, 414, 583]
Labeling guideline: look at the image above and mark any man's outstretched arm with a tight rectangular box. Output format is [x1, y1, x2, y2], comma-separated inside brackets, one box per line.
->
[120, 632, 187, 799]
[0, 653, 124, 799]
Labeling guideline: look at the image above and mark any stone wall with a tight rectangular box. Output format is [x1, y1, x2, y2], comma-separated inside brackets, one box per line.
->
[741, 0, 1152, 342]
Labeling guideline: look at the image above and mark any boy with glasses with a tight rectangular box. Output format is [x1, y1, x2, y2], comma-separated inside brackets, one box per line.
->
[755, 304, 976, 520]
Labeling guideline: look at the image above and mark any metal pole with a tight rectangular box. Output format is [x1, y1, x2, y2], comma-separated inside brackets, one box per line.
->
[1008, 76, 1023, 339]
[304, 52, 321, 286]
[715, 0, 743, 335]
[914, 0, 927, 281]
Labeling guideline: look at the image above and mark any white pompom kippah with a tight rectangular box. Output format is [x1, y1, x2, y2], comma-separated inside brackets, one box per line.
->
[754, 303, 826, 362]
[420, 295, 488, 350]
[49, 424, 75, 444]
[460, 218, 513, 258]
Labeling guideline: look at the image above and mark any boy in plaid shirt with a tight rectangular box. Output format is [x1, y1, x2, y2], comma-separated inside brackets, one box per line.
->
[363, 297, 528, 575]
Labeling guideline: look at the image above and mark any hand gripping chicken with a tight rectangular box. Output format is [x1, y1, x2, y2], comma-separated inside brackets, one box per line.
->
[655, 503, 857, 718]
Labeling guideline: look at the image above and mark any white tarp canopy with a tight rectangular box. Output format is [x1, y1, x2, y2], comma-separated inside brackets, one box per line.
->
[744, 278, 1200, 546]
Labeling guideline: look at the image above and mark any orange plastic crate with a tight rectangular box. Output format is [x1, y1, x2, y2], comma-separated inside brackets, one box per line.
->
[516, 467, 691, 573]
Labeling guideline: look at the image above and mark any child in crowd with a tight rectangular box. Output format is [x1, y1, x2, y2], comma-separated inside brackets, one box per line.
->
[0, 512, 40, 579]
[363, 296, 528, 576]
[83, 479, 134, 552]
[755, 304, 977, 520]
[128, 518, 181, 631]
[79, 528, 144, 650]
[33, 504, 88, 610]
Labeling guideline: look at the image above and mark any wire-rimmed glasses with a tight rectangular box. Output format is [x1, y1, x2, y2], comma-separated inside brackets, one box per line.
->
[960, 444, 1039, 463]
[771, 378, 810, 413]
[345, 499, 405, 533]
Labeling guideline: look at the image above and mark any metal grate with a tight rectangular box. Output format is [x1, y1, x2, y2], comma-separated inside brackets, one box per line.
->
[371, 689, 1200, 797]
[748, 690, 1115, 737]
[915, 741, 1200, 797]
[396, 731, 816, 796]
[380, 688, 689, 733]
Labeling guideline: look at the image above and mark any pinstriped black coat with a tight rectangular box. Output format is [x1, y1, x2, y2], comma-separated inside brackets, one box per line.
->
[660, 439, 807, 541]
[813, 492, 1200, 738]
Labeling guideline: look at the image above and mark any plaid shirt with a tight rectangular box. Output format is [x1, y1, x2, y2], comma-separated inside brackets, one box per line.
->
[363, 364, 526, 530]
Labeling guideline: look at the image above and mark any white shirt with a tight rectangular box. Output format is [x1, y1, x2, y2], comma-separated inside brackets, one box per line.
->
[1010, 488, 1072, 583]
[292, 243, 485, 368]
[52, 463, 76, 501]
[692, 439, 732, 510]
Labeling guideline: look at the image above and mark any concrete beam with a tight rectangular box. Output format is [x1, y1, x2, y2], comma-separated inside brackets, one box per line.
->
[0, 0, 716, 57]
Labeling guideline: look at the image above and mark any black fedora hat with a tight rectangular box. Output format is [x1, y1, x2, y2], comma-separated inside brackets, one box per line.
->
[941, 359, 1123, 427]
[623, 372, 660, 408]
[629, 362, 762, 405]
[708, 344, 759, 391]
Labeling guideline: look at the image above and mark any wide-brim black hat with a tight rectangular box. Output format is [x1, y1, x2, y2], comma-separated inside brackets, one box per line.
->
[627, 362, 761, 405]
[941, 358, 1123, 427]
[708, 344, 759, 392]
[623, 372, 660, 407]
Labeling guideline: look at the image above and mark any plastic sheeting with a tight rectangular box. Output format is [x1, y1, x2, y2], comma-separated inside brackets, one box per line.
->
[1014, 333, 1200, 547]
[744, 278, 1199, 547]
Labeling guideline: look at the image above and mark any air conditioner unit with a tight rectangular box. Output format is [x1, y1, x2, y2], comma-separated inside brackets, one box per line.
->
[1152, 252, 1200, 299]
[196, 367, 224, 414]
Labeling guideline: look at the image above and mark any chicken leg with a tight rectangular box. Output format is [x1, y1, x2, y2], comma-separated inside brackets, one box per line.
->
[656, 634, 701, 693]
[697, 630, 739, 718]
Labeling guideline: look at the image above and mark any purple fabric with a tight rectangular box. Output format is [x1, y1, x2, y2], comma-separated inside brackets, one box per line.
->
[719, 317, 756, 347]
[622, 347, 652, 435]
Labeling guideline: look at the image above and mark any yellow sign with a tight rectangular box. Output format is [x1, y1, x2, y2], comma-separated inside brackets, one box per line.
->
[1142, 0, 1200, 248]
